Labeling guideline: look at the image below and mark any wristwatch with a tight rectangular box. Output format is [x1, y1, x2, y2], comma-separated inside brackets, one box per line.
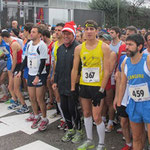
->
[99, 87, 104, 93]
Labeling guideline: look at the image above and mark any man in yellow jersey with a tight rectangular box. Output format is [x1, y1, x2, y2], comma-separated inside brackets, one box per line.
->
[51, 23, 66, 130]
[71, 20, 110, 150]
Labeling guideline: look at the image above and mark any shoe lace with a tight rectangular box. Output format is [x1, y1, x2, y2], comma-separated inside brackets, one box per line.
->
[39, 120, 47, 127]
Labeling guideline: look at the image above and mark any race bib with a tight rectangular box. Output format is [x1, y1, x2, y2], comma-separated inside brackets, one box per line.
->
[82, 67, 99, 83]
[129, 83, 150, 102]
[28, 57, 38, 69]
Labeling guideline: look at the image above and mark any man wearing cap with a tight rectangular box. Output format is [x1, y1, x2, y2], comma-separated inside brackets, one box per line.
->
[71, 20, 110, 150]
[52, 21, 83, 143]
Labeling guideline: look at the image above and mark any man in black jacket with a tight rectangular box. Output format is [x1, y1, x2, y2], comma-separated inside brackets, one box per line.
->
[52, 21, 83, 143]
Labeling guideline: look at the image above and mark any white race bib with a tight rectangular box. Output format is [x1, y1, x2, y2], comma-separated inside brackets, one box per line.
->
[82, 67, 99, 83]
[28, 57, 38, 69]
[129, 83, 150, 102]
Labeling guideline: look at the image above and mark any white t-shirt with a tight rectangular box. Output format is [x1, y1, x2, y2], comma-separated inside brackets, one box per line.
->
[143, 49, 150, 54]
[26, 40, 48, 76]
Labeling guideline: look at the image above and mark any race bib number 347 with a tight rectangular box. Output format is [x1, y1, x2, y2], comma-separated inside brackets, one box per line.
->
[129, 83, 150, 102]
[82, 67, 100, 83]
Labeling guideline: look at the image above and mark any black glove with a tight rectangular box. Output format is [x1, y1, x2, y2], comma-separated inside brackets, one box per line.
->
[116, 106, 122, 116]
[92, 91, 106, 107]
[70, 90, 78, 101]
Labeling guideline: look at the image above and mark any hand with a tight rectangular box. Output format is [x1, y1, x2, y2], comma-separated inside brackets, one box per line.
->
[92, 91, 106, 107]
[113, 97, 117, 110]
[32, 76, 40, 85]
[70, 90, 78, 101]
[50, 76, 54, 84]
[52, 83, 57, 90]
[16, 71, 21, 78]
[116, 105, 122, 116]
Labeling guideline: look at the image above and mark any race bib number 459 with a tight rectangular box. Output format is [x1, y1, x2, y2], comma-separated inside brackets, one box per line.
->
[129, 83, 150, 102]
[82, 67, 100, 83]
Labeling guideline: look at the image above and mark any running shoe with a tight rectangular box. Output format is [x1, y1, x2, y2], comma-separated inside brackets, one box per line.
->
[57, 119, 66, 130]
[105, 124, 114, 133]
[5, 98, 15, 104]
[77, 140, 95, 150]
[71, 129, 84, 144]
[121, 144, 132, 150]
[26, 112, 35, 122]
[61, 129, 75, 142]
[8, 101, 20, 110]
[31, 117, 41, 129]
[117, 128, 123, 134]
[15, 105, 29, 114]
[46, 103, 54, 110]
[50, 112, 61, 119]
[96, 145, 106, 150]
[38, 119, 49, 131]
[0, 95, 8, 102]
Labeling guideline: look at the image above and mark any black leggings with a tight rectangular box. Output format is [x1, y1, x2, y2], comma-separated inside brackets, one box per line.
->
[60, 94, 81, 130]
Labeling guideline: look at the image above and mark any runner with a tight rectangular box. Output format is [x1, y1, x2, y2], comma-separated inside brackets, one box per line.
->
[42, 29, 54, 110]
[117, 34, 150, 150]
[71, 20, 110, 150]
[1, 30, 29, 113]
[17, 25, 49, 131]
[53, 21, 83, 143]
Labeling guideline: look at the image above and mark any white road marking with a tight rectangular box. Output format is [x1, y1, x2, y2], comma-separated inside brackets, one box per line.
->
[13, 140, 60, 150]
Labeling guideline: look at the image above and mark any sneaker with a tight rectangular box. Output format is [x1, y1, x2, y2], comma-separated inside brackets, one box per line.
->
[71, 129, 84, 144]
[105, 124, 114, 133]
[50, 112, 61, 119]
[46, 103, 54, 110]
[57, 119, 66, 130]
[121, 144, 132, 150]
[5, 98, 15, 104]
[26, 112, 35, 122]
[0, 95, 9, 102]
[117, 128, 123, 134]
[61, 129, 75, 142]
[96, 145, 106, 150]
[64, 124, 68, 131]
[31, 117, 41, 129]
[8, 101, 20, 110]
[15, 105, 29, 114]
[77, 140, 95, 150]
[38, 119, 49, 131]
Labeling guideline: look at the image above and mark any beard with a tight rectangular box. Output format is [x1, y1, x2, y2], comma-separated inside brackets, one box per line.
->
[126, 48, 138, 57]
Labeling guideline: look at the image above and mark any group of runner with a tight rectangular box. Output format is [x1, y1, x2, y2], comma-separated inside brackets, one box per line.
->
[0, 19, 150, 150]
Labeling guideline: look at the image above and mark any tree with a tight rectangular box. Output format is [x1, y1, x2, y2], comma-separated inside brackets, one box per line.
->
[89, 0, 150, 28]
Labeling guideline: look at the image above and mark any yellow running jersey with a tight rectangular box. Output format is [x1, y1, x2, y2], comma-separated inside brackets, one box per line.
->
[80, 40, 104, 86]
[54, 41, 59, 62]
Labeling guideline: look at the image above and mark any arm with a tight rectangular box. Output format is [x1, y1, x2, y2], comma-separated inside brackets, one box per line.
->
[101, 43, 111, 90]
[117, 61, 127, 106]
[11, 43, 19, 73]
[109, 51, 117, 75]
[71, 45, 82, 91]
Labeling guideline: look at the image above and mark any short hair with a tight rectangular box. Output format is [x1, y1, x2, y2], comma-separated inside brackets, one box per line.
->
[42, 29, 50, 38]
[144, 32, 150, 42]
[110, 26, 121, 38]
[1, 30, 10, 38]
[24, 22, 33, 33]
[126, 34, 144, 51]
[11, 28, 19, 37]
[56, 23, 65, 27]
[32, 25, 43, 34]
[126, 26, 137, 34]
[84, 20, 98, 29]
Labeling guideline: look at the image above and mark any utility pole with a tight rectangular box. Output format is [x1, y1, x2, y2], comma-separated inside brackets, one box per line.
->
[0, 0, 3, 28]
[117, 0, 120, 27]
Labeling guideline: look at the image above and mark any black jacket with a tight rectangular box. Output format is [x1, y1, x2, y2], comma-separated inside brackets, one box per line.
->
[54, 40, 79, 96]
